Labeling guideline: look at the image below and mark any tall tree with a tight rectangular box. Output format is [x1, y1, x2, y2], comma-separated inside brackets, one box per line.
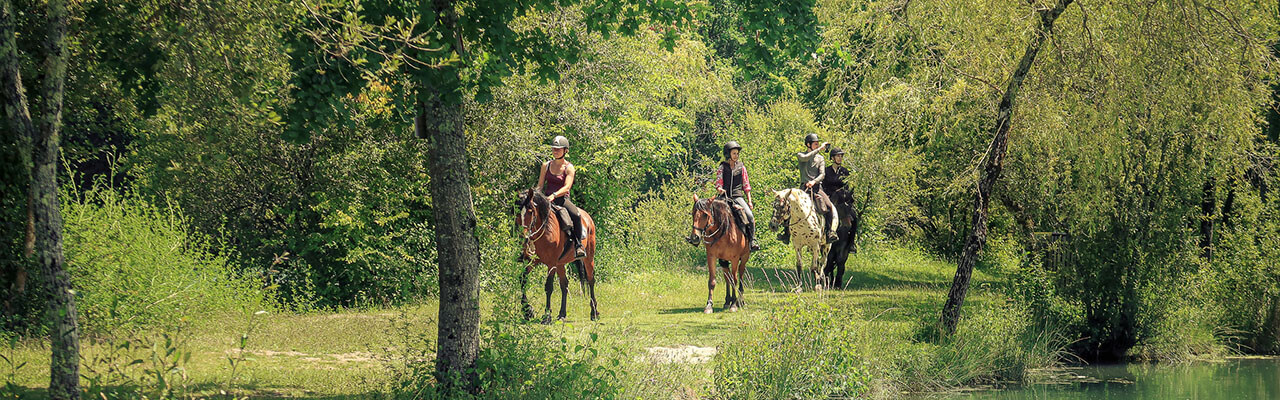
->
[938, 0, 1074, 335]
[0, 0, 80, 397]
[288, 0, 696, 387]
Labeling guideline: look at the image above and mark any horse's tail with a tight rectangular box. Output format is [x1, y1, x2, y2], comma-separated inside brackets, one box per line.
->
[570, 260, 588, 294]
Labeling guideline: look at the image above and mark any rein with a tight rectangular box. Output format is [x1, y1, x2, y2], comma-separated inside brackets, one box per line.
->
[694, 216, 725, 246]
[521, 204, 551, 243]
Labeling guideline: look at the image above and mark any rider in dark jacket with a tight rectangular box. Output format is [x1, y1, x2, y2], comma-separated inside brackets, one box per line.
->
[716, 141, 760, 250]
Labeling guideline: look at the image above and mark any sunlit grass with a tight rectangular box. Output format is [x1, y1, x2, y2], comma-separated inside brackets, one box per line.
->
[4, 244, 1009, 398]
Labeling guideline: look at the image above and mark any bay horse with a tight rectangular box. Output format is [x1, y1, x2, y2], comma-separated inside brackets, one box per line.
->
[769, 188, 832, 291]
[516, 189, 599, 322]
[685, 194, 751, 313]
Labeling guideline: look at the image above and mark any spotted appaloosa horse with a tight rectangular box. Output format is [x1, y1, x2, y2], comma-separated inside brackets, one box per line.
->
[769, 188, 832, 291]
[686, 194, 751, 313]
[516, 189, 599, 322]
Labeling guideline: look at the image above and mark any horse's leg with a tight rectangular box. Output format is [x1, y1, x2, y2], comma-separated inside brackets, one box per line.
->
[557, 265, 569, 321]
[521, 262, 536, 320]
[793, 247, 805, 292]
[542, 269, 555, 324]
[727, 258, 740, 312]
[829, 238, 839, 288]
[737, 255, 748, 308]
[835, 235, 850, 289]
[812, 247, 825, 291]
[704, 255, 717, 314]
[727, 266, 737, 311]
[586, 257, 599, 321]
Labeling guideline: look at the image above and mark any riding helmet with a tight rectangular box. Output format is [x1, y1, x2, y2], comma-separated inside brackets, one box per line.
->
[829, 146, 845, 156]
[723, 141, 742, 158]
[550, 135, 570, 149]
[804, 133, 820, 144]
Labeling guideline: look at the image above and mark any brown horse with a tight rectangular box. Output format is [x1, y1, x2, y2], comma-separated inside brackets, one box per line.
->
[516, 189, 599, 322]
[686, 194, 751, 313]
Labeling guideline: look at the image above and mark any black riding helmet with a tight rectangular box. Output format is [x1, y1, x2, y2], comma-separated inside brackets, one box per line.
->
[829, 146, 845, 156]
[723, 141, 742, 159]
[804, 133, 820, 145]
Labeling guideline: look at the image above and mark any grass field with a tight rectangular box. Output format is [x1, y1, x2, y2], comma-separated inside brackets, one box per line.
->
[2, 245, 1010, 398]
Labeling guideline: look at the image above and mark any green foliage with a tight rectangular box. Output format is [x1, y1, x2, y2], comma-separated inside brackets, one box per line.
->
[910, 302, 1068, 386]
[714, 299, 872, 399]
[81, 329, 197, 399]
[61, 182, 271, 334]
[388, 316, 623, 399]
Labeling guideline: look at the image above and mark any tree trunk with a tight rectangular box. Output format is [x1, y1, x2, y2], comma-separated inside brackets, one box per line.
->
[0, 0, 32, 320]
[939, 0, 1074, 335]
[423, 86, 481, 387]
[2, 0, 80, 397]
[1199, 176, 1215, 259]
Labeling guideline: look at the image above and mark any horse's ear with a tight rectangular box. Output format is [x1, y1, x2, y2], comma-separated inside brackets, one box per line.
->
[692, 194, 699, 202]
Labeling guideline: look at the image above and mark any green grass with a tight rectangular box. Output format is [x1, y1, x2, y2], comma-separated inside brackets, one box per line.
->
[2, 244, 1015, 398]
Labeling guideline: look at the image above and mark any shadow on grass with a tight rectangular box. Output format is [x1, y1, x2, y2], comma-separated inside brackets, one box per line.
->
[4, 385, 386, 400]
[658, 307, 709, 315]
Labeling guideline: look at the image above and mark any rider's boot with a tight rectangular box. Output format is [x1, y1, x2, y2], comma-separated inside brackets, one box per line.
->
[824, 215, 839, 244]
[573, 223, 587, 259]
[746, 222, 760, 251]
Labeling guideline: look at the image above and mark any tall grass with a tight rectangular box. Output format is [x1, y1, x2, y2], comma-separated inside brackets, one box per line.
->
[62, 182, 272, 334]
[714, 298, 874, 399]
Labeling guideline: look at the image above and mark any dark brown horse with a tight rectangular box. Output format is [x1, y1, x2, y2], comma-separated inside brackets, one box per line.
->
[686, 195, 751, 313]
[516, 189, 599, 322]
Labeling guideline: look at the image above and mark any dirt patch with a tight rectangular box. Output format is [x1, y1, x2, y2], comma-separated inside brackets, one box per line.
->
[641, 345, 717, 364]
[226, 349, 378, 364]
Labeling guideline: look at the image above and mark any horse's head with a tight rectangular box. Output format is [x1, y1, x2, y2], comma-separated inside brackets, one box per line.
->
[687, 195, 710, 245]
[516, 188, 550, 240]
[768, 189, 793, 231]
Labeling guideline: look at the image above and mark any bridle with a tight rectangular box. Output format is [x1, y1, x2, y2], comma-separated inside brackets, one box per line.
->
[691, 205, 725, 246]
[774, 192, 808, 229]
[519, 199, 550, 243]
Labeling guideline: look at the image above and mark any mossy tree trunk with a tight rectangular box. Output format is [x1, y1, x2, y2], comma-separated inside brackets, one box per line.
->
[1, 0, 81, 397]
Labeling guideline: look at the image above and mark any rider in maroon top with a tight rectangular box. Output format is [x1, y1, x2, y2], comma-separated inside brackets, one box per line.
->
[535, 135, 586, 259]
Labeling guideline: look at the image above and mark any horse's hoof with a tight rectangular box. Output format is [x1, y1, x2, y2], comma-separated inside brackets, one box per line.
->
[557, 316, 567, 322]
[729, 306, 739, 313]
[815, 284, 823, 291]
[541, 316, 553, 325]
[704, 306, 714, 314]
[792, 286, 803, 294]
[590, 313, 600, 321]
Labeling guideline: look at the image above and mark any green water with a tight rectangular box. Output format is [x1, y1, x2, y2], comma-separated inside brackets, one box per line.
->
[943, 358, 1280, 400]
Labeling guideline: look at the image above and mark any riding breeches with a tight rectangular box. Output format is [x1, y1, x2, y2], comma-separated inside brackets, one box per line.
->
[552, 196, 583, 239]
[729, 196, 754, 225]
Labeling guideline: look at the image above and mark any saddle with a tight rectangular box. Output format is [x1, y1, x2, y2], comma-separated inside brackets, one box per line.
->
[718, 196, 749, 231]
[549, 204, 576, 237]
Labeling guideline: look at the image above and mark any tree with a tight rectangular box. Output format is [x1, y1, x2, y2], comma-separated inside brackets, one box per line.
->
[287, 0, 697, 387]
[0, 0, 81, 397]
[938, 0, 1074, 335]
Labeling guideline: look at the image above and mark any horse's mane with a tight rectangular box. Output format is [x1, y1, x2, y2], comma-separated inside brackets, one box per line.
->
[693, 197, 734, 232]
[521, 189, 552, 220]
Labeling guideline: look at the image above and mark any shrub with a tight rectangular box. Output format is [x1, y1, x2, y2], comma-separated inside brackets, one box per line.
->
[388, 305, 624, 399]
[714, 298, 872, 399]
[62, 184, 271, 333]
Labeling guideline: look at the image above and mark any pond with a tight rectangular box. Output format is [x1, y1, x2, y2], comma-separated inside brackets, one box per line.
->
[936, 358, 1280, 400]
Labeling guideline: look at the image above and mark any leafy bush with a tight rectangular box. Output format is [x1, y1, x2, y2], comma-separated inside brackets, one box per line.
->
[715, 299, 872, 399]
[388, 319, 623, 399]
[920, 302, 1067, 385]
[62, 184, 271, 333]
